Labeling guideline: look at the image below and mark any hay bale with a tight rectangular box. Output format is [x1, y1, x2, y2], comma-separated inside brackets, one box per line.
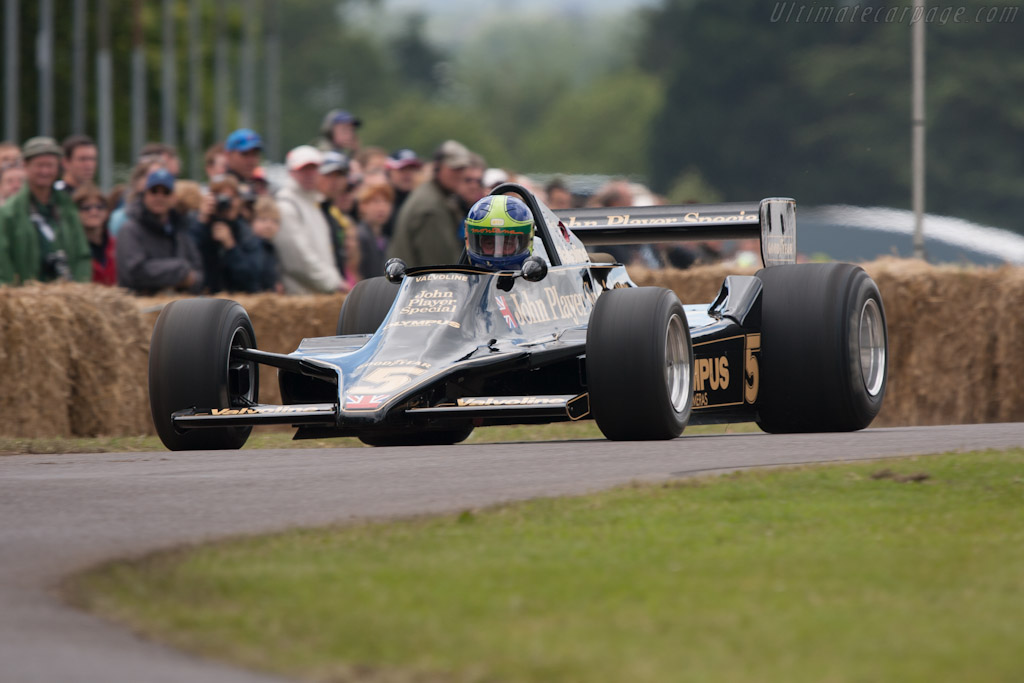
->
[1, 261, 1021, 439]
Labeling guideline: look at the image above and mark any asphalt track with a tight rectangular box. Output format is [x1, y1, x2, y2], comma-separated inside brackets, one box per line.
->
[2, 423, 1024, 683]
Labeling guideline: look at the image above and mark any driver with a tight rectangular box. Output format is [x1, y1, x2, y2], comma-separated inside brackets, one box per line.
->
[464, 195, 534, 270]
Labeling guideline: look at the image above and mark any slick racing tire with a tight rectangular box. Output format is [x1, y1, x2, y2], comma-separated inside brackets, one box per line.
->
[586, 287, 693, 440]
[358, 424, 474, 447]
[149, 299, 259, 451]
[755, 263, 887, 433]
[337, 276, 400, 335]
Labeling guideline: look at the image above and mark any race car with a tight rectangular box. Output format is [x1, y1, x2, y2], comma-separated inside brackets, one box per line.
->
[148, 182, 887, 449]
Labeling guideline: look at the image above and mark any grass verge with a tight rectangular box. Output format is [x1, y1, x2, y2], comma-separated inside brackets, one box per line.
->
[68, 449, 1024, 683]
[0, 421, 757, 455]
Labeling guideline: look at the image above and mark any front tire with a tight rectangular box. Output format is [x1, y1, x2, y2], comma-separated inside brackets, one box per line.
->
[586, 287, 693, 440]
[337, 276, 399, 335]
[755, 263, 887, 433]
[149, 299, 259, 450]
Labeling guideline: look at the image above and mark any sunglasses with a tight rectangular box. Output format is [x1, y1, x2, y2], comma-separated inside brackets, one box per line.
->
[77, 203, 107, 212]
[147, 186, 173, 196]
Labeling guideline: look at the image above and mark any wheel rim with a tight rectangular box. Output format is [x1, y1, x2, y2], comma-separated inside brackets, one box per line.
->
[227, 326, 257, 406]
[858, 298, 885, 397]
[665, 313, 690, 413]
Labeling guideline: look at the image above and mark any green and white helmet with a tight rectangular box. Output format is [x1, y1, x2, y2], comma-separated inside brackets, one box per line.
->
[464, 195, 534, 270]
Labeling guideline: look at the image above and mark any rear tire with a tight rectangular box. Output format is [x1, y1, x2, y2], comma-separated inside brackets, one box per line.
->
[149, 299, 259, 450]
[755, 263, 887, 433]
[337, 277, 399, 335]
[358, 424, 474, 447]
[586, 287, 693, 440]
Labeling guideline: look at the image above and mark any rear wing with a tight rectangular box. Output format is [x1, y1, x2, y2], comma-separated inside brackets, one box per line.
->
[554, 197, 796, 266]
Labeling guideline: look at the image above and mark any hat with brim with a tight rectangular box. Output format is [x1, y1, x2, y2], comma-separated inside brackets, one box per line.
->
[319, 151, 350, 176]
[387, 148, 423, 170]
[286, 145, 323, 171]
[226, 128, 263, 152]
[435, 140, 472, 170]
[144, 168, 176, 192]
[22, 136, 63, 161]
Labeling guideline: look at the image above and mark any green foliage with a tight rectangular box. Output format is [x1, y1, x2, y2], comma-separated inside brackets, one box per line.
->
[638, 0, 1024, 231]
[523, 72, 663, 175]
[666, 167, 723, 204]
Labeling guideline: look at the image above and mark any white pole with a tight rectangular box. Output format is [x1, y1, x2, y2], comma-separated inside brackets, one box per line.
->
[187, 0, 202, 179]
[132, 0, 146, 160]
[97, 0, 114, 189]
[72, 0, 88, 134]
[162, 0, 178, 147]
[912, 1, 926, 260]
[38, 0, 54, 136]
[4, 0, 19, 141]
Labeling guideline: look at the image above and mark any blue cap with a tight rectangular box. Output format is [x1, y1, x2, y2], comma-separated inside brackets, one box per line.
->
[144, 168, 176, 191]
[225, 128, 263, 152]
[330, 110, 361, 127]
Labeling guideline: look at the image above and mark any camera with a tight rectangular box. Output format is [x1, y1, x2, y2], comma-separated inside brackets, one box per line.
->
[45, 249, 72, 281]
[214, 193, 234, 218]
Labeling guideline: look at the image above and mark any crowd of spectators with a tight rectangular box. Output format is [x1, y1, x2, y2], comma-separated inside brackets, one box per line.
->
[0, 108, 726, 294]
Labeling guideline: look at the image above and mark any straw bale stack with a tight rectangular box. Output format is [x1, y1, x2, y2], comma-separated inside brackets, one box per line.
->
[0, 260, 1020, 439]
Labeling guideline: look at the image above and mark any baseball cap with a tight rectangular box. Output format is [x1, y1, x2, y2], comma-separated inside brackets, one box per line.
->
[225, 128, 263, 152]
[319, 151, 350, 175]
[387, 148, 422, 170]
[144, 168, 176, 191]
[286, 145, 323, 171]
[329, 110, 361, 127]
[435, 140, 472, 170]
[22, 136, 63, 161]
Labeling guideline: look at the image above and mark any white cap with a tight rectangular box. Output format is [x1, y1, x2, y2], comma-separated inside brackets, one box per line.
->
[286, 145, 323, 171]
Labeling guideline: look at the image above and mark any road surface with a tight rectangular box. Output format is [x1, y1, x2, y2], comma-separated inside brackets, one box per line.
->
[2, 423, 1023, 682]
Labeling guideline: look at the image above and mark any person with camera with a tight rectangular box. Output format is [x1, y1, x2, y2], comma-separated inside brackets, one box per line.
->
[115, 169, 203, 295]
[0, 137, 91, 286]
[190, 175, 267, 293]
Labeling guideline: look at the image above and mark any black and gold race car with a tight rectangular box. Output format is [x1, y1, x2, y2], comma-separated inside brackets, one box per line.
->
[148, 183, 887, 449]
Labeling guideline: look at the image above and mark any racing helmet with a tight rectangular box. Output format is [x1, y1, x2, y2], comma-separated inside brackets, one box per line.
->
[465, 195, 534, 270]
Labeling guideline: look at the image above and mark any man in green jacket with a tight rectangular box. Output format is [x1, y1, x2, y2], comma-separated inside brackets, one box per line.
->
[386, 140, 471, 266]
[0, 137, 91, 285]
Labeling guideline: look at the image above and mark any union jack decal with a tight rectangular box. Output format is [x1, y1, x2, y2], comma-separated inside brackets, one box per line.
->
[344, 394, 389, 410]
[495, 295, 520, 332]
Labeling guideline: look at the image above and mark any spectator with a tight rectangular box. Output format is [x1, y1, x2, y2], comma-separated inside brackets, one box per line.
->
[457, 154, 487, 212]
[190, 175, 268, 293]
[109, 159, 164, 237]
[0, 162, 25, 205]
[250, 166, 270, 196]
[203, 143, 227, 184]
[319, 109, 361, 156]
[387, 139, 471, 266]
[356, 181, 395, 280]
[483, 167, 509, 191]
[72, 184, 117, 285]
[251, 196, 282, 292]
[116, 169, 203, 294]
[544, 176, 573, 210]
[0, 137, 91, 285]
[140, 142, 181, 177]
[225, 128, 263, 191]
[273, 145, 347, 294]
[173, 180, 203, 215]
[354, 181, 394, 279]
[382, 148, 423, 239]
[356, 146, 389, 184]
[0, 141, 21, 168]
[318, 152, 361, 288]
[56, 135, 98, 194]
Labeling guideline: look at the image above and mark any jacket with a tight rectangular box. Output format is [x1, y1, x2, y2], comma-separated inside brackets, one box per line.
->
[115, 199, 204, 294]
[0, 186, 91, 285]
[191, 215, 268, 293]
[273, 179, 344, 294]
[90, 230, 118, 286]
[386, 179, 464, 266]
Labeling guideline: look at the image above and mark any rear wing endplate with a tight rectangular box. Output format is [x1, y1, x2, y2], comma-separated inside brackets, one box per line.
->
[555, 197, 796, 266]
